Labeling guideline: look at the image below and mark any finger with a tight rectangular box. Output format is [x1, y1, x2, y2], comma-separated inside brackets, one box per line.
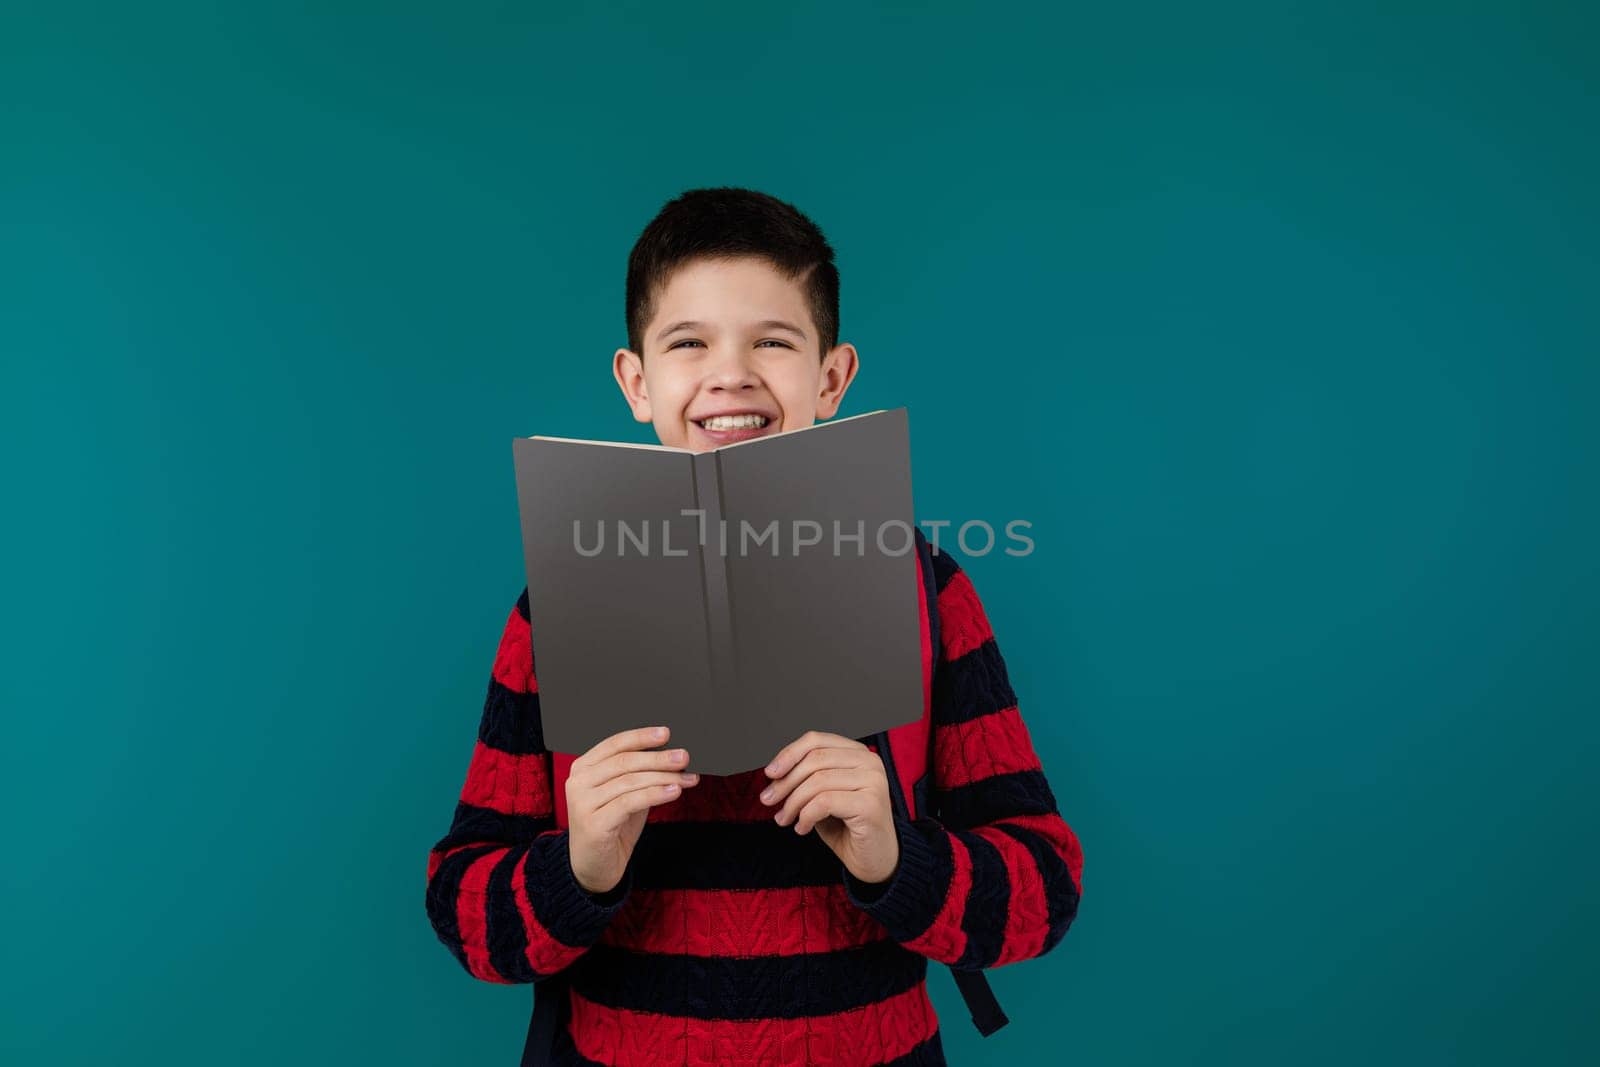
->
[760, 748, 865, 808]
[585, 771, 699, 823]
[575, 725, 671, 771]
[794, 789, 870, 835]
[774, 768, 867, 826]
[589, 769, 699, 810]
[765, 730, 868, 779]
[591, 775, 696, 825]
[580, 746, 691, 787]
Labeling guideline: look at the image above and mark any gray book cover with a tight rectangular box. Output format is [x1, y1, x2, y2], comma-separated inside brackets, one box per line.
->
[510, 408, 922, 776]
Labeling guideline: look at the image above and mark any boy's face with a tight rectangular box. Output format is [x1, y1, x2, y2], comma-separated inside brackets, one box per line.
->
[613, 256, 859, 452]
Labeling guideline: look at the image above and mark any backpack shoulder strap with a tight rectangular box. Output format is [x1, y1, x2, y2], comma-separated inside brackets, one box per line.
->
[882, 531, 1009, 1037]
[522, 974, 569, 1066]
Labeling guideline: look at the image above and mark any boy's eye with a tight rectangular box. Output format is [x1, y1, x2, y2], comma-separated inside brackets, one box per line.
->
[666, 339, 793, 350]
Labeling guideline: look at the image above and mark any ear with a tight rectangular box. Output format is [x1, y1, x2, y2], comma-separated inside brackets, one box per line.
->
[813, 342, 860, 420]
[613, 347, 653, 423]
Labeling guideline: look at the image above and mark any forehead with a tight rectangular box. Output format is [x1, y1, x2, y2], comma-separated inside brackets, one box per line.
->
[649, 255, 812, 326]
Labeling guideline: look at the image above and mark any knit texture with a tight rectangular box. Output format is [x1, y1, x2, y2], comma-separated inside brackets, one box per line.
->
[425, 535, 1084, 1066]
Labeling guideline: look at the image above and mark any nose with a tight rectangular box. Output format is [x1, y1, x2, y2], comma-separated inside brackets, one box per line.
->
[704, 344, 761, 391]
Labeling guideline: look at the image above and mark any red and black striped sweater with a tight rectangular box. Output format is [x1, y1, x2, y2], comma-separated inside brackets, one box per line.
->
[425, 534, 1084, 1066]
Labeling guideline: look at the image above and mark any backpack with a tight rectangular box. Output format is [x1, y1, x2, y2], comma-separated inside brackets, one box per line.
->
[522, 533, 1008, 1065]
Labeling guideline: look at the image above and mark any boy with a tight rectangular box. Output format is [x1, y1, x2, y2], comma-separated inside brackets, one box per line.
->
[425, 187, 1084, 1066]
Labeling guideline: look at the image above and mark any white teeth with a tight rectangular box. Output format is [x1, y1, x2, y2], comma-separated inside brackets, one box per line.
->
[700, 414, 769, 431]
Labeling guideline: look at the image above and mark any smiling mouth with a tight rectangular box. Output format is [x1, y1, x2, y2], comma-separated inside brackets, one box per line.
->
[696, 414, 771, 431]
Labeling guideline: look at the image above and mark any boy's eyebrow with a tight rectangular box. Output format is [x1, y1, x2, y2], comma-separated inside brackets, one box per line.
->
[657, 319, 808, 341]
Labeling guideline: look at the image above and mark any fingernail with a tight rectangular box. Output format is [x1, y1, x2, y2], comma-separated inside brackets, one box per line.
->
[653, 727, 668, 739]
[765, 763, 780, 775]
[759, 787, 774, 802]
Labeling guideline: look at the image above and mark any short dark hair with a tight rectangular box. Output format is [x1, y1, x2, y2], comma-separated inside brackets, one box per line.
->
[625, 187, 840, 359]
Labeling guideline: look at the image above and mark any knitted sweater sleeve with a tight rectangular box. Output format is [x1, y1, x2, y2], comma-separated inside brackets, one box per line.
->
[424, 589, 632, 984]
[839, 549, 1084, 968]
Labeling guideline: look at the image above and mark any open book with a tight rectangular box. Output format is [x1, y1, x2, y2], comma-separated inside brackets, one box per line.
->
[511, 408, 922, 776]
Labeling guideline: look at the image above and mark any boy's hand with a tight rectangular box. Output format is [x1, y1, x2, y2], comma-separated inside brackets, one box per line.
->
[759, 731, 900, 885]
[566, 725, 699, 896]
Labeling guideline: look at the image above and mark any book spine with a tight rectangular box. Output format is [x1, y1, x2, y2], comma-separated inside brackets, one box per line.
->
[692, 451, 737, 718]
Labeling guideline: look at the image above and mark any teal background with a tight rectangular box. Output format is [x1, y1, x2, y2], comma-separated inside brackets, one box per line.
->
[4, 2, 1596, 1064]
